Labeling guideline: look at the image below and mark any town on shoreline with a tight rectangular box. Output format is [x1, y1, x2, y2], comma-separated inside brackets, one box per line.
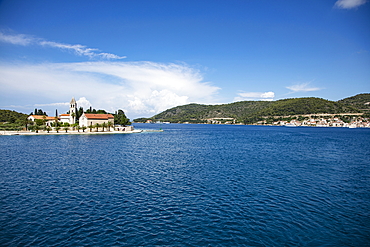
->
[143, 114, 370, 128]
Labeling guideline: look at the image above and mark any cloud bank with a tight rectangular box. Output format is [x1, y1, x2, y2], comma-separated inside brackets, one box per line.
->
[0, 31, 126, 60]
[234, 91, 275, 101]
[0, 61, 220, 118]
[334, 0, 367, 9]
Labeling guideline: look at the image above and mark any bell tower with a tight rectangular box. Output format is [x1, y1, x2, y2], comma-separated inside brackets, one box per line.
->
[70, 97, 77, 124]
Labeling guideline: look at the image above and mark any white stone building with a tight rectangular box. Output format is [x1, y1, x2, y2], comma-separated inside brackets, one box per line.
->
[27, 115, 57, 126]
[79, 113, 114, 127]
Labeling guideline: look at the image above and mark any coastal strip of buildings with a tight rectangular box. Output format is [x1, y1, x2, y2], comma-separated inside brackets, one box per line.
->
[27, 97, 133, 132]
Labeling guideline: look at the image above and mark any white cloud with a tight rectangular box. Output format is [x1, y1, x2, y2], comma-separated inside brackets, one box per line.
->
[234, 91, 275, 101]
[76, 97, 92, 109]
[0, 32, 34, 45]
[334, 0, 367, 9]
[0, 61, 220, 118]
[286, 82, 321, 93]
[34, 102, 69, 107]
[0, 31, 126, 60]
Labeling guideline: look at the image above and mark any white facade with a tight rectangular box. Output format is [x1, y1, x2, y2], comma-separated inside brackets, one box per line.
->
[59, 114, 71, 123]
[79, 113, 114, 127]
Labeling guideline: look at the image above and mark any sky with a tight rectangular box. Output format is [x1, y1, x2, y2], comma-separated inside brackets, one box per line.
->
[0, 0, 369, 119]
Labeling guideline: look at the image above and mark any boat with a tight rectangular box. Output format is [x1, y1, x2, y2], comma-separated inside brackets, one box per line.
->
[284, 123, 296, 127]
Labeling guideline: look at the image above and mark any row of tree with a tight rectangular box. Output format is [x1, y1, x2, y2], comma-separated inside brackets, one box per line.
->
[0, 108, 131, 131]
[27, 121, 115, 133]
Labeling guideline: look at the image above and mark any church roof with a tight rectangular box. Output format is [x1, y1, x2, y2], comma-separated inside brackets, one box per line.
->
[83, 114, 114, 120]
[70, 97, 76, 104]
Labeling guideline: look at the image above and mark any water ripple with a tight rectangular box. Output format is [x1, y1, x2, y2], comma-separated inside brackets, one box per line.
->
[1, 125, 369, 246]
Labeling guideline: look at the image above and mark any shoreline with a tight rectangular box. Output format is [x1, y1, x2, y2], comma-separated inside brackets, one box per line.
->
[0, 129, 163, 136]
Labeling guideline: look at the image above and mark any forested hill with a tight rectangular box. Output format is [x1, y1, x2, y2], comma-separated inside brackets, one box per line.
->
[338, 93, 370, 112]
[134, 94, 366, 124]
[0, 109, 28, 123]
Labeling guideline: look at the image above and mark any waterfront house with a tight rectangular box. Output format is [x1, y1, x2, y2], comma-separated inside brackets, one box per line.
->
[79, 113, 114, 127]
[27, 115, 57, 126]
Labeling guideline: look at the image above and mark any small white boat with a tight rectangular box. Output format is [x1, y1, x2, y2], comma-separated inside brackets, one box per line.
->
[285, 123, 296, 127]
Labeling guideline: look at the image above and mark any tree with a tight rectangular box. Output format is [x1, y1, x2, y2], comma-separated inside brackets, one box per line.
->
[82, 126, 87, 132]
[55, 126, 61, 133]
[42, 115, 47, 126]
[25, 119, 33, 131]
[35, 119, 43, 126]
[28, 125, 35, 132]
[54, 116, 59, 127]
[101, 122, 107, 132]
[114, 110, 131, 126]
[34, 125, 40, 133]
[107, 121, 113, 131]
[77, 107, 83, 121]
[76, 125, 80, 132]
[46, 126, 52, 133]
[94, 123, 100, 132]
[89, 124, 93, 132]
[63, 127, 69, 133]
[37, 109, 45, 115]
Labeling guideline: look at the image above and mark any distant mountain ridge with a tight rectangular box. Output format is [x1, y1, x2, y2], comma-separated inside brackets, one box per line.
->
[134, 93, 370, 124]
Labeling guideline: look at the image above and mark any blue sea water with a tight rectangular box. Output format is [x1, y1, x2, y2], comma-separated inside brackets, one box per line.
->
[1, 124, 370, 246]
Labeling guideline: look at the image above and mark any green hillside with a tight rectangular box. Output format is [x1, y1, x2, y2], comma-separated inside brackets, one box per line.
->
[0, 109, 28, 123]
[255, 97, 359, 116]
[338, 93, 370, 112]
[134, 94, 365, 124]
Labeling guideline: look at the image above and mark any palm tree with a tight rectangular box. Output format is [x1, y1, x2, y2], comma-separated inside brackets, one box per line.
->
[55, 126, 61, 133]
[94, 123, 100, 132]
[101, 122, 107, 132]
[89, 124, 93, 132]
[82, 126, 87, 132]
[63, 127, 69, 133]
[107, 121, 113, 131]
[34, 125, 40, 133]
[54, 116, 59, 127]
[46, 126, 52, 133]
[76, 125, 80, 132]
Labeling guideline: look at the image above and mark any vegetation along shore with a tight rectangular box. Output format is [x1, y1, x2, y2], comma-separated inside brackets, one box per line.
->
[134, 93, 370, 128]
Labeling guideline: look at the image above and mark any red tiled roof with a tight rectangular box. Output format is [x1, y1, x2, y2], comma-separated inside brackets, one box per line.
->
[29, 115, 57, 120]
[60, 114, 70, 116]
[83, 114, 114, 120]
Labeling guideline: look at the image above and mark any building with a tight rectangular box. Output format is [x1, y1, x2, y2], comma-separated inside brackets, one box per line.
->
[59, 98, 77, 124]
[27, 115, 57, 126]
[59, 114, 71, 123]
[69, 97, 77, 124]
[79, 113, 114, 127]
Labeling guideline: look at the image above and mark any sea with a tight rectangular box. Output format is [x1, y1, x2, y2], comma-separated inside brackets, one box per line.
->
[1, 123, 369, 246]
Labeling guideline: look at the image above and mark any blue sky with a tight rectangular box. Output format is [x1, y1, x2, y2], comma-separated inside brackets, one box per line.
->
[0, 0, 369, 119]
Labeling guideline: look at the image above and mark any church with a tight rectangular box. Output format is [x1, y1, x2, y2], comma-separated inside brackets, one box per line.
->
[59, 97, 78, 125]
[28, 97, 114, 128]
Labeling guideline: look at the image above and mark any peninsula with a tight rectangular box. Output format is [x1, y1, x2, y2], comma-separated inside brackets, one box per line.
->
[134, 93, 370, 128]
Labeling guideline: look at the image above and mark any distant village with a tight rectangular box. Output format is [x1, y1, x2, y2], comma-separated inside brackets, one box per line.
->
[203, 114, 370, 128]
[267, 115, 370, 128]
